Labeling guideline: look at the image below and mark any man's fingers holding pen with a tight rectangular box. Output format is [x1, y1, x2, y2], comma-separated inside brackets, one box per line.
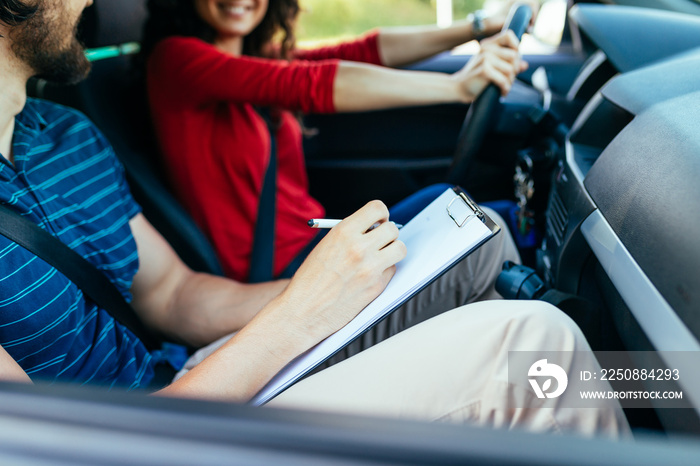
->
[283, 201, 406, 338]
[340, 200, 390, 234]
[342, 201, 405, 260]
[330, 201, 404, 263]
[365, 217, 402, 250]
[379, 238, 407, 268]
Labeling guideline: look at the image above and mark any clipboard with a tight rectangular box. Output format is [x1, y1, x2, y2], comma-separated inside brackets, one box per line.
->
[251, 186, 500, 405]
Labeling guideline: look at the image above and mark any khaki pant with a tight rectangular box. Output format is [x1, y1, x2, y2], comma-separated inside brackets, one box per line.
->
[270, 301, 630, 439]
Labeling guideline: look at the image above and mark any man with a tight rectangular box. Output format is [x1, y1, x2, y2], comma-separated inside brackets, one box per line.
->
[0, 0, 628, 436]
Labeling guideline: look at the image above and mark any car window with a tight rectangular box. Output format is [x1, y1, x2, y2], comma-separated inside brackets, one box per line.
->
[529, 0, 567, 48]
[297, 0, 567, 55]
[297, 0, 490, 46]
[453, 0, 568, 55]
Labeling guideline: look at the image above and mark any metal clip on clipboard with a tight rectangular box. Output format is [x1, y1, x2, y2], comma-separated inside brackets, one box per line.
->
[446, 187, 486, 227]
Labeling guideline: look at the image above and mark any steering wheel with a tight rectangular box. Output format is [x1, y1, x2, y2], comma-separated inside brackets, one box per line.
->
[446, 4, 533, 185]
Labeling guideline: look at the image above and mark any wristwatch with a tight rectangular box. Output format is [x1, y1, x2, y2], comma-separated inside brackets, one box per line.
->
[467, 10, 486, 41]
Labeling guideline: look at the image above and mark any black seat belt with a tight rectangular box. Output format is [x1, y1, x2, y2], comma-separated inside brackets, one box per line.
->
[0, 203, 161, 351]
[248, 108, 277, 283]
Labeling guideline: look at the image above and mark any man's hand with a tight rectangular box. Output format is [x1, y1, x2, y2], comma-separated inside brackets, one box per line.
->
[452, 30, 528, 101]
[154, 201, 406, 401]
[280, 201, 407, 340]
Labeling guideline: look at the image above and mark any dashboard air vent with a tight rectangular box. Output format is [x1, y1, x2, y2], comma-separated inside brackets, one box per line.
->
[546, 190, 569, 246]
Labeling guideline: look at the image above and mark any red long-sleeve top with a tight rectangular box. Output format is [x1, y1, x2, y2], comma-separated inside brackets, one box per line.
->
[147, 33, 383, 281]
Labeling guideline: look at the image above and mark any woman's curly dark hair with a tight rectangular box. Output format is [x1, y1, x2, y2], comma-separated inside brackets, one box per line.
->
[141, 0, 301, 59]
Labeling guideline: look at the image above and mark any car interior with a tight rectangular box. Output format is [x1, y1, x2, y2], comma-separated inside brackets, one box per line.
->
[12, 0, 700, 462]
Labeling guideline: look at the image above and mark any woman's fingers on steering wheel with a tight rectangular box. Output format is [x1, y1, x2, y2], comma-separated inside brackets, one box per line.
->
[482, 42, 520, 68]
[456, 29, 526, 100]
[482, 60, 513, 96]
[482, 30, 528, 92]
[482, 45, 527, 94]
[482, 29, 521, 51]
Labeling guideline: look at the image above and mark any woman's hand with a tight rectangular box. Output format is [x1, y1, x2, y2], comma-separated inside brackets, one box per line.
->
[279, 201, 406, 341]
[452, 30, 528, 102]
[479, 0, 540, 38]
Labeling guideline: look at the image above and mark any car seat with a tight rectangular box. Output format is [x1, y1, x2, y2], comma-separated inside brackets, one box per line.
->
[26, 0, 224, 275]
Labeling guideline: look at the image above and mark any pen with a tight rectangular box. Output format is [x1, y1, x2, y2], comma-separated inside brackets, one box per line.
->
[307, 219, 403, 230]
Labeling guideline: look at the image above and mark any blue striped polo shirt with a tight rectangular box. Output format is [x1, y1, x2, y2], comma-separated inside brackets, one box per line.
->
[0, 98, 158, 389]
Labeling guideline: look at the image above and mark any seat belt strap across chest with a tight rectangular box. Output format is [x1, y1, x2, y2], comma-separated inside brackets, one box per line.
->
[248, 108, 277, 283]
[0, 203, 160, 350]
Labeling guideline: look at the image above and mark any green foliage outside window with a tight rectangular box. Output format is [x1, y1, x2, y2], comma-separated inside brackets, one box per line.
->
[297, 0, 486, 45]
[451, 0, 490, 18]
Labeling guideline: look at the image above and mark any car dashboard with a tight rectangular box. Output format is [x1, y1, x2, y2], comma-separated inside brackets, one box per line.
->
[538, 4, 700, 433]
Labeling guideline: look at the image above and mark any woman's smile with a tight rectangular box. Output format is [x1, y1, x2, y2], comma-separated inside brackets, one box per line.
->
[195, 0, 269, 51]
[217, 2, 255, 19]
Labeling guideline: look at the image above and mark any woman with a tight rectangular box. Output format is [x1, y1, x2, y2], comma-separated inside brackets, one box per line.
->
[143, 0, 531, 281]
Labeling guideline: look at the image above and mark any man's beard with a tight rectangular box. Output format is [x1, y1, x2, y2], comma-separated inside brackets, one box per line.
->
[10, 2, 91, 85]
